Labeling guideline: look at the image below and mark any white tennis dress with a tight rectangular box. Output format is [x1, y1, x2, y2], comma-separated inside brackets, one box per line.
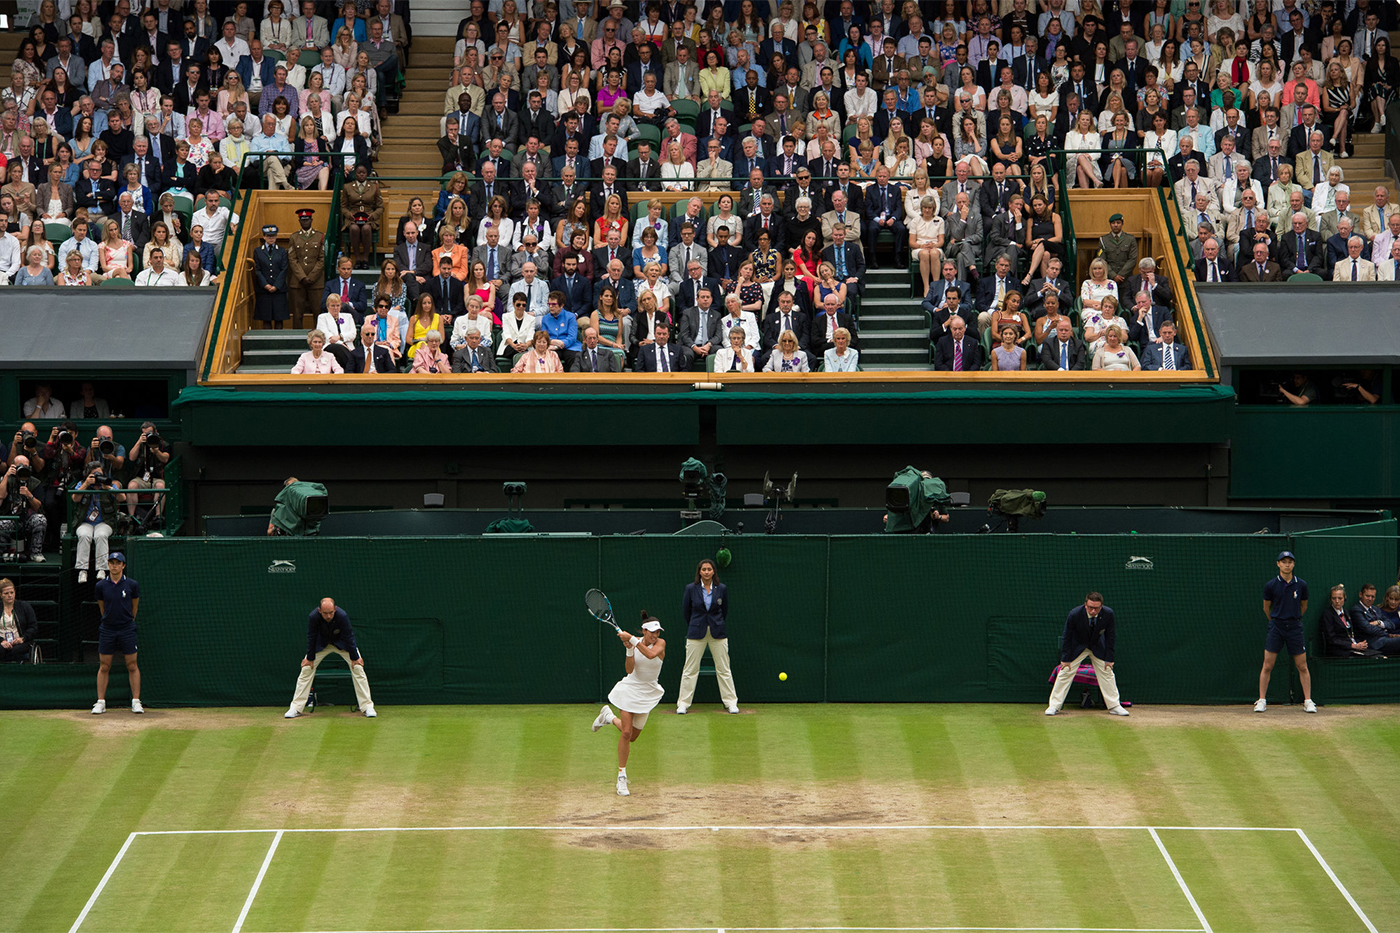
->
[608, 643, 665, 714]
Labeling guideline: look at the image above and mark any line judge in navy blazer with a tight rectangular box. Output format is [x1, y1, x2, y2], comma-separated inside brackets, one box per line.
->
[1045, 591, 1128, 716]
[676, 558, 739, 714]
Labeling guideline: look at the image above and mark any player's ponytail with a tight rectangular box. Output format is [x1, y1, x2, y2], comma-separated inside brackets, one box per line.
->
[639, 610, 651, 623]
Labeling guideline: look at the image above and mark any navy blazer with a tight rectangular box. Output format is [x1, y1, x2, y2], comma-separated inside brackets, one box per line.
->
[1060, 604, 1116, 663]
[682, 581, 728, 639]
[306, 606, 360, 661]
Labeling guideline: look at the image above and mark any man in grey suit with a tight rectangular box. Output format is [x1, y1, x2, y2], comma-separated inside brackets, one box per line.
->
[482, 95, 521, 148]
[1139, 321, 1192, 371]
[572, 328, 622, 372]
[678, 288, 722, 367]
[452, 328, 501, 373]
[392, 221, 433, 294]
[1041, 318, 1087, 371]
[669, 223, 707, 285]
[939, 160, 981, 216]
[664, 45, 700, 102]
[942, 190, 983, 283]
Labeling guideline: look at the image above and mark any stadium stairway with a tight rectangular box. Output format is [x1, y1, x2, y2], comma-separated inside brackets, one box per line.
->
[371, 35, 457, 260]
[238, 329, 312, 373]
[858, 266, 931, 371]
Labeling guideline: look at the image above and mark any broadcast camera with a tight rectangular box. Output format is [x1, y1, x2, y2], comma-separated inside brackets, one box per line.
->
[760, 471, 797, 533]
[979, 489, 1048, 533]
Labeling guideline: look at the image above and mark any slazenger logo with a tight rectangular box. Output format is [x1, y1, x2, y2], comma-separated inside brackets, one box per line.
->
[268, 559, 297, 574]
[1124, 556, 1154, 571]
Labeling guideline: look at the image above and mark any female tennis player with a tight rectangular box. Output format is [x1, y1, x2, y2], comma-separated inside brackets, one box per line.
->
[592, 611, 666, 797]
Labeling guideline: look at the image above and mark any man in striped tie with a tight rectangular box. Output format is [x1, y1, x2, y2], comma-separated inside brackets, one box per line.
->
[1141, 321, 1192, 372]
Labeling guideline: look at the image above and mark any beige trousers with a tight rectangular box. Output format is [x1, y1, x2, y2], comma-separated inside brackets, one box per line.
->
[261, 155, 293, 189]
[1047, 647, 1121, 711]
[290, 645, 374, 713]
[677, 633, 738, 709]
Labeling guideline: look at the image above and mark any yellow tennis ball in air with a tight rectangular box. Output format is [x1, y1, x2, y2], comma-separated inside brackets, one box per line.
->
[779, 672, 788, 681]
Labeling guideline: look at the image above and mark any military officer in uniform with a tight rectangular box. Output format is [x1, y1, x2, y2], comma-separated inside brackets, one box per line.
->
[253, 224, 291, 328]
[1098, 212, 1139, 286]
[288, 208, 326, 327]
[340, 162, 384, 269]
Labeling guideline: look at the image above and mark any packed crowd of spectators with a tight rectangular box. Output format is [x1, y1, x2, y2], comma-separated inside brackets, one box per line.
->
[1, 0, 407, 286]
[284, 0, 1393, 377]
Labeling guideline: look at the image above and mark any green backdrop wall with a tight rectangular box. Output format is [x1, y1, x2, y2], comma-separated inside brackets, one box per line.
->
[5, 526, 1397, 708]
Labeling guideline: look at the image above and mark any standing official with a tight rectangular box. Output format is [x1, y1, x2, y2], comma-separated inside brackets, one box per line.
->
[676, 558, 738, 714]
[1046, 592, 1129, 716]
[285, 597, 376, 718]
[92, 552, 142, 714]
[1256, 550, 1316, 713]
[287, 208, 326, 327]
[1098, 213, 1139, 285]
[253, 223, 290, 328]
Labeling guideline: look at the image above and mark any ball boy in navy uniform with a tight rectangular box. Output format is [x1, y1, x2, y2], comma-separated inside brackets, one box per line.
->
[1257, 550, 1316, 713]
[92, 552, 142, 714]
[284, 597, 376, 719]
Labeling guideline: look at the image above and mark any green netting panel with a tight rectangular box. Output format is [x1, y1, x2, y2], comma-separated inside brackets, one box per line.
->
[2, 526, 1394, 709]
[597, 535, 828, 705]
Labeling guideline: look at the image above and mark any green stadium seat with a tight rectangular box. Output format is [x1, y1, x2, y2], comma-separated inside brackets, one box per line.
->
[99, 276, 135, 287]
[298, 49, 322, 69]
[44, 222, 71, 243]
[264, 49, 285, 62]
[1289, 272, 1324, 282]
[635, 124, 662, 149]
[672, 100, 700, 123]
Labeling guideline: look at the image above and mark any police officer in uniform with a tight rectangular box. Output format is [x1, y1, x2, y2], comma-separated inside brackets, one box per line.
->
[253, 223, 290, 328]
[287, 208, 326, 328]
[1098, 212, 1139, 286]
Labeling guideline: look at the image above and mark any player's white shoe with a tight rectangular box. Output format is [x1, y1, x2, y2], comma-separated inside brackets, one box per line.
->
[91, 699, 105, 714]
[1107, 706, 1129, 716]
[284, 708, 300, 719]
[1044, 706, 1058, 715]
[131, 699, 144, 714]
[616, 774, 630, 796]
[1254, 699, 1268, 712]
[364, 707, 376, 718]
[592, 705, 613, 732]
[1303, 699, 1317, 713]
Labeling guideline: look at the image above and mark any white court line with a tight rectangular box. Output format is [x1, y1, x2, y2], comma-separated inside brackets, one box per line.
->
[232, 829, 284, 933]
[67, 832, 137, 933]
[256, 928, 1210, 933]
[1146, 829, 1212, 933]
[125, 824, 1300, 836]
[1293, 829, 1379, 933]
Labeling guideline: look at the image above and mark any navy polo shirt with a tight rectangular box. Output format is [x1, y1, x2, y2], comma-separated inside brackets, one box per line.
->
[1263, 574, 1308, 622]
[95, 575, 140, 628]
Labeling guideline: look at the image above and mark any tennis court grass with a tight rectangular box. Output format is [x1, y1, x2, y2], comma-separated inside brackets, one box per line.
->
[1, 704, 1396, 933]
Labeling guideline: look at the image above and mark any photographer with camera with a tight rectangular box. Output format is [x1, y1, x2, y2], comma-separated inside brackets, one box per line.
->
[125, 423, 169, 525]
[7, 424, 48, 475]
[41, 423, 91, 545]
[71, 462, 126, 585]
[0, 456, 48, 562]
[85, 425, 127, 475]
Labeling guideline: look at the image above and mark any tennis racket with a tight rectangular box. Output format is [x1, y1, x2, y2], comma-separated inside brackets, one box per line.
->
[585, 588, 622, 633]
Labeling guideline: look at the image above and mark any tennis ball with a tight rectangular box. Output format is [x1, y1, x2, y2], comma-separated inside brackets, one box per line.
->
[779, 672, 788, 681]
